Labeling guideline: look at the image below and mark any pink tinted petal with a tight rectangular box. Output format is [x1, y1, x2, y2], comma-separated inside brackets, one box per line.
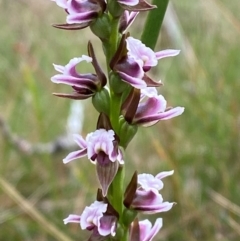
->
[139, 218, 163, 241]
[119, 11, 139, 33]
[117, 71, 147, 89]
[67, 11, 98, 24]
[133, 189, 163, 207]
[135, 107, 185, 127]
[155, 170, 174, 180]
[73, 134, 87, 148]
[51, 75, 95, 89]
[86, 129, 123, 163]
[80, 201, 107, 230]
[64, 56, 92, 76]
[152, 107, 185, 120]
[63, 214, 81, 225]
[138, 173, 163, 191]
[63, 148, 87, 164]
[135, 95, 167, 120]
[140, 87, 158, 99]
[155, 49, 180, 60]
[126, 37, 157, 67]
[53, 64, 65, 73]
[98, 216, 117, 236]
[132, 189, 174, 214]
[118, 0, 139, 6]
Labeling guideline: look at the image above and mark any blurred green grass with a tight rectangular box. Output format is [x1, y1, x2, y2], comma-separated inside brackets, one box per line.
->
[0, 0, 240, 240]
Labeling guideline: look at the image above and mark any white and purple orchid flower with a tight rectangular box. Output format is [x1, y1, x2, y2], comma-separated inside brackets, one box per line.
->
[130, 218, 163, 241]
[64, 201, 117, 237]
[51, 55, 100, 99]
[114, 37, 180, 89]
[63, 129, 123, 164]
[63, 129, 123, 196]
[52, 0, 106, 27]
[133, 87, 184, 127]
[130, 170, 175, 214]
[51, 53, 106, 100]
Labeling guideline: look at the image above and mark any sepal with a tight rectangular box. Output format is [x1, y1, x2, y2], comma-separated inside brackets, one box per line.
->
[109, 72, 131, 95]
[92, 88, 110, 115]
[108, 0, 124, 18]
[90, 13, 111, 40]
[120, 0, 156, 12]
[118, 116, 138, 148]
[124, 171, 138, 208]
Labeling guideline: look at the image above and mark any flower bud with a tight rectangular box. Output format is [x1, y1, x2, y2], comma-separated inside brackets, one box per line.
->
[92, 88, 110, 115]
[119, 116, 138, 148]
[109, 72, 130, 95]
[122, 208, 138, 227]
[90, 13, 111, 41]
[108, 0, 124, 18]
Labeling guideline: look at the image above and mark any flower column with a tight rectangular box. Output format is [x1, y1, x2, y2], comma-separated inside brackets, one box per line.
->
[51, 0, 184, 240]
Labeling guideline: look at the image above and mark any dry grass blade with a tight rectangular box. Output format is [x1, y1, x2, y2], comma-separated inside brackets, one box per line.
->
[228, 216, 240, 236]
[208, 188, 240, 217]
[0, 177, 74, 241]
[210, 0, 240, 33]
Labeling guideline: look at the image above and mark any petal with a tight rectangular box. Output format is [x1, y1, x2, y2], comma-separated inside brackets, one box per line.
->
[135, 95, 167, 120]
[63, 148, 87, 164]
[155, 170, 174, 180]
[51, 74, 97, 90]
[119, 11, 139, 33]
[80, 201, 107, 229]
[86, 129, 115, 162]
[140, 87, 158, 99]
[96, 160, 119, 196]
[155, 49, 180, 60]
[138, 173, 164, 191]
[98, 215, 117, 236]
[114, 56, 145, 89]
[126, 37, 157, 67]
[53, 63, 65, 73]
[63, 214, 81, 225]
[117, 71, 147, 89]
[118, 0, 139, 6]
[53, 91, 94, 100]
[135, 107, 185, 127]
[139, 218, 163, 241]
[132, 189, 174, 214]
[73, 134, 87, 148]
[52, 0, 68, 9]
[67, 11, 98, 24]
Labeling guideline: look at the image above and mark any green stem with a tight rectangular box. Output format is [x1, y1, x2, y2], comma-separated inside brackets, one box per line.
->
[141, 0, 169, 49]
[110, 91, 121, 134]
[110, 165, 125, 216]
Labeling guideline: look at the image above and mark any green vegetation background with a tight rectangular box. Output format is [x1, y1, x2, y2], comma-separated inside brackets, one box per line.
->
[0, 0, 240, 240]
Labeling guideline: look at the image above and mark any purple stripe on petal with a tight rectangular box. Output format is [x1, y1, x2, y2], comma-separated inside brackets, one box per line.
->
[51, 75, 96, 89]
[67, 11, 98, 24]
[155, 49, 180, 59]
[135, 107, 184, 126]
[140, 202, 174, 214]
[117, 71, 147, 89]
[63, 148, 87, 164]
[135, 96, 167, 119]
